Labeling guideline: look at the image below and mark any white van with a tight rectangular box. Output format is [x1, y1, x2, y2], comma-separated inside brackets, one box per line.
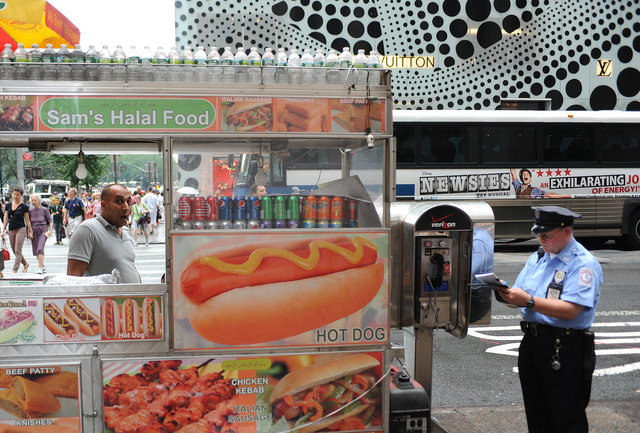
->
[25, 180, 70, 206]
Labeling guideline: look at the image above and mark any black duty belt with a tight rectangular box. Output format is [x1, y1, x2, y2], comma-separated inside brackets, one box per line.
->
[520, 321, 586, 337]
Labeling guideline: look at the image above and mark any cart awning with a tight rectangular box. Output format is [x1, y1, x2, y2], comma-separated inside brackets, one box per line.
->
[0, 1, 80, 48]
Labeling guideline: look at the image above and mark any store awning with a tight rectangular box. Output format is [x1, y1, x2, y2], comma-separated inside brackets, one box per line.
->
[0, 1, 80, 48]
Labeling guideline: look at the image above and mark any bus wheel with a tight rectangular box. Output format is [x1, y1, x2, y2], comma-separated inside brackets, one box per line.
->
[626, 210, 640, 250]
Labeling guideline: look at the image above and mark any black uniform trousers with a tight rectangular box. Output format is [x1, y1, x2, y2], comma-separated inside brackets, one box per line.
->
[518, 332, 594, 433]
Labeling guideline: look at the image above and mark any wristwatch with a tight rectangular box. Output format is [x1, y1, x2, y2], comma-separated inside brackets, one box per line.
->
[525, 295, 535, 309]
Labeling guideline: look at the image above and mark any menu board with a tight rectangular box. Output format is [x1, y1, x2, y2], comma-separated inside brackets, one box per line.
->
[0, 296, 164, 345]
[0, 364, 81, 433]
[171, 231, 389, 350]
[102, 352, 384, 433]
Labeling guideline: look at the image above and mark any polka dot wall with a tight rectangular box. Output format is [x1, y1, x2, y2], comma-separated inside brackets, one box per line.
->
[175, 0, 640, 111]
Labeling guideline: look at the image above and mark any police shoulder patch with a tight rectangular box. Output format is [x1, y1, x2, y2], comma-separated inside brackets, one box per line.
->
[578, 267, 594, 287]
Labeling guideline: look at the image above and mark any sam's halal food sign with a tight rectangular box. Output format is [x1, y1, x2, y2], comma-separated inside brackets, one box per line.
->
[38, 96, 218, 131]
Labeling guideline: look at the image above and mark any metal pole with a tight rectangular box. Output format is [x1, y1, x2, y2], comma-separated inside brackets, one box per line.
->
[16, 148, 25, 189]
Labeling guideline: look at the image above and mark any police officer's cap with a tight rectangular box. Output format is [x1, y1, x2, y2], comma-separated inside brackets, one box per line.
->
[531, 206, 581, 234]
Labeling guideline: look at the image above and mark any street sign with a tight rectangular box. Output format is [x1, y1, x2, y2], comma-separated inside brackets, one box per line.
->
[23, 152, 33, 161]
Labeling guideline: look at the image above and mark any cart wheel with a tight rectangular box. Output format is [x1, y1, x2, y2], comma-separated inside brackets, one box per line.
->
[626, 209, 640, 250]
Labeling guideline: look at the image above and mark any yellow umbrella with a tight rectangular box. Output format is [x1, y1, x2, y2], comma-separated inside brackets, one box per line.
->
[0, 0, 46, 25]
[0, 1, 80, 48]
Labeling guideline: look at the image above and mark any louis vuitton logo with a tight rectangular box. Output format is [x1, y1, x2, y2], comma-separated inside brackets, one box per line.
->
[597, 59, 613, 76]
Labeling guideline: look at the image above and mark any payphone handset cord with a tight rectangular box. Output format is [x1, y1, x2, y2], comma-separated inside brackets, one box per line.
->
[424, 252, 445, 324]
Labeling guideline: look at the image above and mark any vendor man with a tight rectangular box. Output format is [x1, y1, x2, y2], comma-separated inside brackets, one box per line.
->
[498, 206, 602, 433]
[67, 184, 141, 283]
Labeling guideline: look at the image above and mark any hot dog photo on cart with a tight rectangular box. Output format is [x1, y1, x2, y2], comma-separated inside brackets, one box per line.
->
[172, 232, 389, 350]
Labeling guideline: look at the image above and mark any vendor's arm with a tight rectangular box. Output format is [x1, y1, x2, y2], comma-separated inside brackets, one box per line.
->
[67, 258, 89, 276]
[498, 286, 584, 320]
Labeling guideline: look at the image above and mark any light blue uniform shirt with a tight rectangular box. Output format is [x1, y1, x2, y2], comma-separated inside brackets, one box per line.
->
[514, 237, 602, 329]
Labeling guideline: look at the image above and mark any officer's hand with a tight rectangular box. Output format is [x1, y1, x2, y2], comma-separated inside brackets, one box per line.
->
[498, 286, 527, 306]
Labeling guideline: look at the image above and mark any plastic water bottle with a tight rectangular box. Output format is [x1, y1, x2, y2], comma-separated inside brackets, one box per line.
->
[85, 45, 99, 80]
[367, 50, 382, 86]
[13, 43, 28, 80]
[339, 46, 353, 81]
[111, 45, 126, 81]
[261, 47, 275, 84]
[353, 49, 367, 86]
[219, 46, 234, 83]
[70, 45, 85, 80]
[124, 46, 140, 81]
[55, 44, 72, 81]
[98, 45, 112, 81]
[325, 49, 339, 84]
[275, 47, 288, 84]
[194, 46, 207, 82]
[152, 46, 168, 81]
[287, 49, 301, 84]
[181, 46, 195, 81]
[300, 48, 314, 84]
[206, 46, 220, 82]
[247, 46, 261, 84]
[166, 46, 181, 81]
[27, 44, 42, 80]
[313, 49, 326, 83]
[140, 46, 153, 81]
[234, 46, 248, 82]
[0, 43, 14, 81]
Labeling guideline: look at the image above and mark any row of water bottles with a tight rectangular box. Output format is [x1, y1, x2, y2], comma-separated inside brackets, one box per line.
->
[0, 42, 383, 85]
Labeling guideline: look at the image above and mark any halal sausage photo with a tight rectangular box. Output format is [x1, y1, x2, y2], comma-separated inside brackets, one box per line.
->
[172, 232, 389, 350]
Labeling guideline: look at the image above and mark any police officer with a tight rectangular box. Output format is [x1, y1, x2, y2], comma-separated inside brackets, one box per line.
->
[498, 206, 602, 433]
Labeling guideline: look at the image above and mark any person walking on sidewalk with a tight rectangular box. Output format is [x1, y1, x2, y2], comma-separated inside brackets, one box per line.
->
[28, 194, 53, 274]
[498, 206, 602, 433]
[142, 187, 159, 235]
[50, 196, 64, 244]
[63, 188, 87, 238]
[131, 194, 150, 247]
[1, 186, 33, 273]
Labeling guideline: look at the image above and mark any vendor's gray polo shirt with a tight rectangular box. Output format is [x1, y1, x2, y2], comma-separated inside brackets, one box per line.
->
[68, 215, 141, 283]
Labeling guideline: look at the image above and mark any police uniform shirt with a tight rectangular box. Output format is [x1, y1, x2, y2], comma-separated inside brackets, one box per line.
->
[514, 237, 602, 329]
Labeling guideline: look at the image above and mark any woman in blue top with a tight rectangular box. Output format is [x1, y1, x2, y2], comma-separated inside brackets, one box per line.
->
[1, 186, 33, 273]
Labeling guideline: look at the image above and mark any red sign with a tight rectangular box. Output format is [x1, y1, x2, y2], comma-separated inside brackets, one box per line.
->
[22, 152, 32, 161]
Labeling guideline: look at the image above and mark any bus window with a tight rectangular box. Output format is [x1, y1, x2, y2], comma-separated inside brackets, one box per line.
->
[395, 124, 417, 164]
[483, 126, 536, 163]
[544, 125, 595, 163]
[598, 125, 640, 163]
[420, 126, 478, 164]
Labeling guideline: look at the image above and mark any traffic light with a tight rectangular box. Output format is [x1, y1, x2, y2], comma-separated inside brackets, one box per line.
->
[24, 166, 43, 179]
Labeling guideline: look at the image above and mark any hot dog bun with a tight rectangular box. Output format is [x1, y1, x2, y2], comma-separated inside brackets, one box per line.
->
[64, 299, 101, 336]
[189, 263, 384, 344]
[225, 101, 269, 117]
[142, 297, 162, 338]
[120, 299, 141, 335]
[43, 303, 77, 339]
[101, 299, 120, 339]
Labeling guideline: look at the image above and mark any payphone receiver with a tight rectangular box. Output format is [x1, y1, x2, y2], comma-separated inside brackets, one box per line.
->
[429, 253, 444, 288]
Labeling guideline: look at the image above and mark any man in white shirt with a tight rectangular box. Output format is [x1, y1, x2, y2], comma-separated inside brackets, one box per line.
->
[142, 187, 160, 234]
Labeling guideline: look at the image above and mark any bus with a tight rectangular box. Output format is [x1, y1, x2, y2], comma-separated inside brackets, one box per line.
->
[393, 110, 640, 247]
[25, 179, 70, 206]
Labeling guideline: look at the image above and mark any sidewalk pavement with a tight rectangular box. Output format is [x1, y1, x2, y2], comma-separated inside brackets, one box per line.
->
[430, 400, 640, 433]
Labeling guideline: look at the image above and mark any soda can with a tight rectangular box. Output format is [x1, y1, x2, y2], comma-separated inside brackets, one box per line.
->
[218, 196, 232, 220]
[316, 196, 330, 223]
[206, 220, 219, 229]
[302, 196, 317, 220]
[302, 219, 316, 228]
[287, 195, 300, 220]
[247, 219, 261, 229]
[180, 220, 193, 230]
[346, 198, 358, 221]
[330, 196, 344, 221]
[261, 196, 274, 221]
[248, 196, 261, 220]
[316, 220, 330, 228]
[193, 220, 206, 230]
[178, 195, 192, 221]
[261, 220, 273, 229]
[206, 195, 218, 221]
[193, 196, 206, 221]
[219, 220, 233, 230]
[329, 220, 343, 228]
[233, 220, 247, 229]
[274, 219, 287, 229]
[274, 196, 287, 221]
[287, 219, 300, 228]
[234, 196, 248, 221]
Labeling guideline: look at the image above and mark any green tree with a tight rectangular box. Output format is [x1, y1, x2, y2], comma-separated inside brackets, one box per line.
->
[28, 152, 109, 190]
[0, 148, 18, 190]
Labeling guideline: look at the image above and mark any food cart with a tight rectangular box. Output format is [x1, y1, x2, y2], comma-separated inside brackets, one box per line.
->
[0, 68, 395, 433]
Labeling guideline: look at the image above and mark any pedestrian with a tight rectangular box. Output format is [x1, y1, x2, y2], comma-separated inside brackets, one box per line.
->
[92, 192, 102, 217]
[498, 206, 602, 433]
[142, 187, 159, 234]
[249, 183, 267, 198]
[49, 196, 64, 245]
[131, 194, 150, 247]
[28, 194, 53, 274]
[67, 184, 140, 283]
[0, 186, 33, 273]
[63, 188, 86, 238]
[81, 191, 93, 218]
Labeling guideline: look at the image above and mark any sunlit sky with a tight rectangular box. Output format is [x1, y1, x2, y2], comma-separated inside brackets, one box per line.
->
[49, 0, 175, 51]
